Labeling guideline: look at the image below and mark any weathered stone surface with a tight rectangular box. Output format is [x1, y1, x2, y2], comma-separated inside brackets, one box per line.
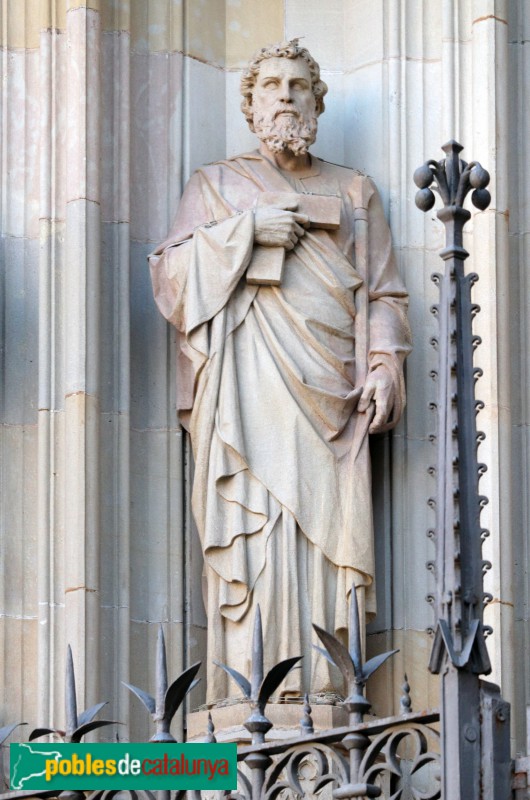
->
[226, 0, 283, 68]
[130, 51, 183, 243]
[66, 9, 101, 205]
[1, 50, 41, 239]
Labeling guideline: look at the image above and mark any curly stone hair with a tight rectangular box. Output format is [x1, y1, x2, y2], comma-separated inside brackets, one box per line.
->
[240, 40, 328, 131]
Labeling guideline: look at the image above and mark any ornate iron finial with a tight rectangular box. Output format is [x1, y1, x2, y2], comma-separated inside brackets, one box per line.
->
[400, 674, 412, 715]
[313, 584, 397, 798]
[300, 693, 314, 736]
[414, 140, 491, 214]
[123, 626, 201, 743]
[214, 605, 301, 743]
[215, 605, 301, 797]
[313, 584, 397, 712]
[30, 646, 117, 743]
[204, 711, 217, 744]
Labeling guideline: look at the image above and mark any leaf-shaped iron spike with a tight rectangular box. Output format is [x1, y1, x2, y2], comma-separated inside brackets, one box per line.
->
[258, 656, 302, 706]
[188, 678, 200, 696]
[156, 626, 169, 719]
[251, 605, 264, 698]
[71, 719, 119, 743]
[312, 644, 335, 666]
[212, 661, 251, 699]
[122, 682, 156, 716]
[29, 727, 62, 741]
[77, 702, 108, 728]
[65, 645, 78, 737]
[164, 662, 202, 724]
[348, 584, 363, 677]
[362, 649, 399, 681]
[0, 722, 26, 746]
[313, 624, 355, 687]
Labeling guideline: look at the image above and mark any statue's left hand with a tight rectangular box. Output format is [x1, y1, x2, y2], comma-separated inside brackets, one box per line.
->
[358, 365, 395, 433]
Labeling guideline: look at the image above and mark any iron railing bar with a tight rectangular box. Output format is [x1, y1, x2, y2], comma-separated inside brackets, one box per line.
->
[235, 708, 440, 759]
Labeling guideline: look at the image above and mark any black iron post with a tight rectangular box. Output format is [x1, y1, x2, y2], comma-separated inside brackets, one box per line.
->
[414, 141, 509, 800]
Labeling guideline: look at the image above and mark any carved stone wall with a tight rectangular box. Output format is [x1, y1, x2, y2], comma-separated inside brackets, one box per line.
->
[0, 0, 524, 751]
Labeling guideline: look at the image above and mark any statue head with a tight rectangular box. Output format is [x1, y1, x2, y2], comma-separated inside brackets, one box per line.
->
[240, 41, 328, 156]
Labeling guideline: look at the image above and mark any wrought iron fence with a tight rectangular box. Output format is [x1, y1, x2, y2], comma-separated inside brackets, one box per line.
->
[0, 595, 441, 799]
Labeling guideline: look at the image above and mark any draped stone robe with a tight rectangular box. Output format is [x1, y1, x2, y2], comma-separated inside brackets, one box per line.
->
[149, 152, 411, 702]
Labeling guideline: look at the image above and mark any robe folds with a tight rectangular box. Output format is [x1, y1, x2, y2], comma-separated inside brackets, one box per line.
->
[149, 151, 411, 702]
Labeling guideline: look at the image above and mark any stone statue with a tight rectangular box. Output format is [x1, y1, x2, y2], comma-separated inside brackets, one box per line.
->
[149, 41, 411, 703]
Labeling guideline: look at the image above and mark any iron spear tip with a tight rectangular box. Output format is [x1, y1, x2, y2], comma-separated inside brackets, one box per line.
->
[441, 140, 464, 153]
[251, 604, 264, 693]
[156, 624, 168, 710]
[65, 644, 78, 735]
[349, 583, 363, 676]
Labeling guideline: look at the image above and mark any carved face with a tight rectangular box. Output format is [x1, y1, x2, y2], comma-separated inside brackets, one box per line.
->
[251, 57, 318, 155]
[252, 57, 317, 119]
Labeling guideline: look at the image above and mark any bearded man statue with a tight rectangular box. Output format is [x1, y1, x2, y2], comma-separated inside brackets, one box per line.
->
[149, 41, 411, 703]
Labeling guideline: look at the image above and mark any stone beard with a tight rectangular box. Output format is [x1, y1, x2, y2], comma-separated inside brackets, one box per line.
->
[252, 105, 317, 156]
[149, 46, 411, 703]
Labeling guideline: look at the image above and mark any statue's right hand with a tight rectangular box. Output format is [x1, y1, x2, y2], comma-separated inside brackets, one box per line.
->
[254, 204, 310, 250]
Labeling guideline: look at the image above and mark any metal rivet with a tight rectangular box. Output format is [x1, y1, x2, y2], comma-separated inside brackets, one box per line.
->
[464, 724, 477, 742]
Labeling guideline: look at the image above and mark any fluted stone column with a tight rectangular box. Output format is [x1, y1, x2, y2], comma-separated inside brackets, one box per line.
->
[1, 0, 191, 742]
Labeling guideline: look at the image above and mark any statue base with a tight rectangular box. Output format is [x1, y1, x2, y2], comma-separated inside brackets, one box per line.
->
[186, 702, 348, 744]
